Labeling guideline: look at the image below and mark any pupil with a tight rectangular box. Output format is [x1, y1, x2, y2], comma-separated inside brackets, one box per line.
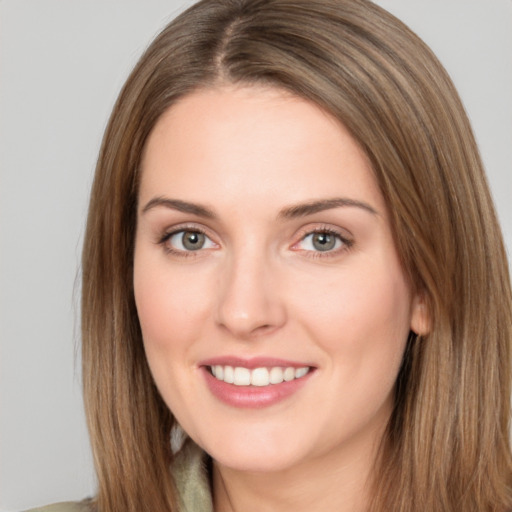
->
[183, 231, 205, 250]
[313, 233, 335, 251]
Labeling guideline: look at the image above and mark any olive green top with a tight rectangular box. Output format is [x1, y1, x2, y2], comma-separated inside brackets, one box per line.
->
[25, 503, 91, 512]
[25, 442, 213, 512]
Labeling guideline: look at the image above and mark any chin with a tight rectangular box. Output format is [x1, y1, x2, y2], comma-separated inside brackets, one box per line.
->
[210, 446, 305, 473]
[194, 426, 312, 473]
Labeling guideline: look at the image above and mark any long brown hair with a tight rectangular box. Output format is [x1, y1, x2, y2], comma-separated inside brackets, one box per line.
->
[81, 1, 512, 510]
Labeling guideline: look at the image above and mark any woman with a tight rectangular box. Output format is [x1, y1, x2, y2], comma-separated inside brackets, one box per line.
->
[34, 0, 512, 510]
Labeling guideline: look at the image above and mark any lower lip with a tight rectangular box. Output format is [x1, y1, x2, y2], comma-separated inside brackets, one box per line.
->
[202, 367, 313, 409]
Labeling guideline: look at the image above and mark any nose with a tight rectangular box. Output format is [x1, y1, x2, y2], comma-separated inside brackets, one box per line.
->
[215, 248, 287, 339]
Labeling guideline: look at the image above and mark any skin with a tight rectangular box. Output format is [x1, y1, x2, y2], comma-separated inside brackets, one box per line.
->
[134, 85, 427, 512]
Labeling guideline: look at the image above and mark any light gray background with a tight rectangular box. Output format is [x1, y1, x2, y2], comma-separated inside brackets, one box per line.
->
[1, 1, 510, 510]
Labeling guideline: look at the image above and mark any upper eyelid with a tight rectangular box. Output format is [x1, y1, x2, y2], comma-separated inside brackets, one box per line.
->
[159, 222, 214, 240]
[156, 227, 217, 256]
[292, 223, 353, 241]
[158, 226, 218, 256]
[290, 224, 354, 253]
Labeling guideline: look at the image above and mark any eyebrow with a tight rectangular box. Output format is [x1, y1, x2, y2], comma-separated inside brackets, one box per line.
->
[278, 197, 378, 219]
[141, 197, 215, 218]
[141, 196, 378, 219]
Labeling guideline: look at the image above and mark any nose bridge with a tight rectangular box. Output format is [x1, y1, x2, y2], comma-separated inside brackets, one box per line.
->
[215, 240, 286, 338]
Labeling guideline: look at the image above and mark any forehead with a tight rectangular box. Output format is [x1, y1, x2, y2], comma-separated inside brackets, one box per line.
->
[139, 85, 384, 214]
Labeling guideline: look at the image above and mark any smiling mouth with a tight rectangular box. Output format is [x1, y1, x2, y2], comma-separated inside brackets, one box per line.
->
[209, 365, 312, 387]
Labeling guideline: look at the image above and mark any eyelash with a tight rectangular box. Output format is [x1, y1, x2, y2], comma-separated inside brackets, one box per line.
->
[291, 226, 354, 259]
[157, 224, 353, 259]
[158, 224, 216, 258]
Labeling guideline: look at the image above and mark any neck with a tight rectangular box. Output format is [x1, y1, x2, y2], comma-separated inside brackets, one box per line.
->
[212, 426, 385, 512]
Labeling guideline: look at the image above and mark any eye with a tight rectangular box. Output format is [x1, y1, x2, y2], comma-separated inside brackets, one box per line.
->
[165, 230, 216, 252]
[294, 229, 352, 254]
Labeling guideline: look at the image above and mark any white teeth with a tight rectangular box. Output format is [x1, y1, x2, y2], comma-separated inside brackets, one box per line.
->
[233, 367, 251, 385]
[295, 367, 309, 378]
[283, 367, 295, 381]
[269, 367, 284, 384]
[224, 365, 234, 384]
[251, 367, 269, 386]
[210, 365, 310, 386]
[214, 365, 224, 380]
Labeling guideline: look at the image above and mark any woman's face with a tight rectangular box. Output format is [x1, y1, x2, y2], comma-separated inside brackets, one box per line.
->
[134, 85, 426, 473]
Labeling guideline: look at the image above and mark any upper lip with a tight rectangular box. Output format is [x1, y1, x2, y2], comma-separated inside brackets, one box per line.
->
[199, 356, 314, 369]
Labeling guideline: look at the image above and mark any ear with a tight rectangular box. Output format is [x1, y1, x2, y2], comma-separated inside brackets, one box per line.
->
[410, 292, 431, 336]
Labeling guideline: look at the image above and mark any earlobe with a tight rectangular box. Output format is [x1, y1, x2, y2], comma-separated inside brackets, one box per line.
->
[410, 292, 431, 336]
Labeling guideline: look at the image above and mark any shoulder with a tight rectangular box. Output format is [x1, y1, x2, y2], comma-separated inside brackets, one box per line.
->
[24, 500, 93, 512]
[172, 441, 213, 512]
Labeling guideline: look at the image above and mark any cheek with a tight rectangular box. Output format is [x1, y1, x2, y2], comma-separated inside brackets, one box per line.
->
[133, 249, 212, 358]
[294, 256, 412, 384]
[133, 249, 216, 418]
